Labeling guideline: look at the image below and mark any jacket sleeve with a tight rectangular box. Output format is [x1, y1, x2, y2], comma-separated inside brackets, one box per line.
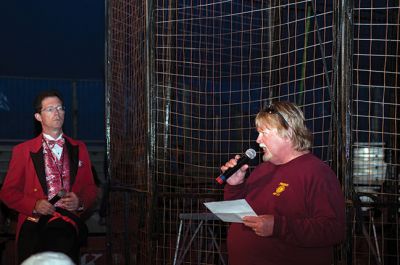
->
[0, 145, 39, 216]
[72, 142, 99, 212]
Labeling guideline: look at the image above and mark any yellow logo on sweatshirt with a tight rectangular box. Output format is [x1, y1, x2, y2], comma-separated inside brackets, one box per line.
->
[273, 182, 289, 196]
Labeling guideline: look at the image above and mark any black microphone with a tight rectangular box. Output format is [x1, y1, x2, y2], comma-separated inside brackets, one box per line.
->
[216, 149, 257, 184]
[48, 189, 66, 205]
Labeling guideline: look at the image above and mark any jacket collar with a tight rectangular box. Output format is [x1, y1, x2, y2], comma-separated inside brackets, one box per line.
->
[30, 134, 79, 195]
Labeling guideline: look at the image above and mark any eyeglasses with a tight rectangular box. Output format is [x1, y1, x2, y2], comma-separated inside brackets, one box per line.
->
[41, 105, 65, 114]
[263, 104, 290, 129]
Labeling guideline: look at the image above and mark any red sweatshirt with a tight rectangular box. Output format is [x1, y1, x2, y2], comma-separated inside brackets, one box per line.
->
[224, 153, 345, 265]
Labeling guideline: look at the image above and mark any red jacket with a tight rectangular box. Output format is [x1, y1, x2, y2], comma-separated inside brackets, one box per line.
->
[0, 134, 98, 239]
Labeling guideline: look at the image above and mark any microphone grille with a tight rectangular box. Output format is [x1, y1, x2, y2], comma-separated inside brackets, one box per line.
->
[245, 148, 257, 159]
[58, 189, 67, 198]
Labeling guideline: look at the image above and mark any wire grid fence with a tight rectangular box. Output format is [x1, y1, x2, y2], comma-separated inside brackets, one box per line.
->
[152, 0, 334, 264]
[350, 1, 400, 265]
[106, 0, 400, 265]
[106, 0, 150, 264]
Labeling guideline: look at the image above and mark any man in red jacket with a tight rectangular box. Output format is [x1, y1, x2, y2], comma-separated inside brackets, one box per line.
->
[222, 101, 345, 265]
[0, 90, 98, 264]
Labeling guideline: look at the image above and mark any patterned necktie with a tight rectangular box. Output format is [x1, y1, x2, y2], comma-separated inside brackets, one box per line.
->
[45, 138, 65, 149]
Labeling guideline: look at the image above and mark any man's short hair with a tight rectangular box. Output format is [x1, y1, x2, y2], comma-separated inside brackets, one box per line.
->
[33, 90, 64, 114]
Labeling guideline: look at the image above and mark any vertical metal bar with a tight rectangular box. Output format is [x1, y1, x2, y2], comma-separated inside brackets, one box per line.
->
[162, 0, 175, 151]
[310, 0, 333, 102]
[267, 0, 280, 98]
[338, 0, 354, 264]
[146, 0, 157, 264]
[176, 220, 204, 265]
[173, 220, 184, 265]
[371, 215, 382, 264]
[104, 0, 113, 263]
[206, 226, 227, 265]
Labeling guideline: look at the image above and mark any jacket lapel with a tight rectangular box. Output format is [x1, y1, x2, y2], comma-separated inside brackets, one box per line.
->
[65, 139, 79, 187]
[29, 135, 79, 194]
[30, 136, 48, 195]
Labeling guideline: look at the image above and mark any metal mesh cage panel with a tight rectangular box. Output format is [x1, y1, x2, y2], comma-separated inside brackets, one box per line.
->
[351, 1, 400, 264]
[152, 1, 335, 264]
[106, 0, 150, 264]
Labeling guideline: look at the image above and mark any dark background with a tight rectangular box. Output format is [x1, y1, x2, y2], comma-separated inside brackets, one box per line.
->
[0, 1, 105, 141]
[0, 1, 105, 79]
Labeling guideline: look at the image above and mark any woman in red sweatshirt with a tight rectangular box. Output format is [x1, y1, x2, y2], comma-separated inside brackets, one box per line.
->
[222, 101, 345, 265]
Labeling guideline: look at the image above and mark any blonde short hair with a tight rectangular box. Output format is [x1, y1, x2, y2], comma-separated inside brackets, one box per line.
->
[255, 101, 312, 151]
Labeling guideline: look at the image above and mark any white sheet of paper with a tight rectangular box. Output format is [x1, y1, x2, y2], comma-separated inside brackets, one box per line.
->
[204, 199, 257, 223]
